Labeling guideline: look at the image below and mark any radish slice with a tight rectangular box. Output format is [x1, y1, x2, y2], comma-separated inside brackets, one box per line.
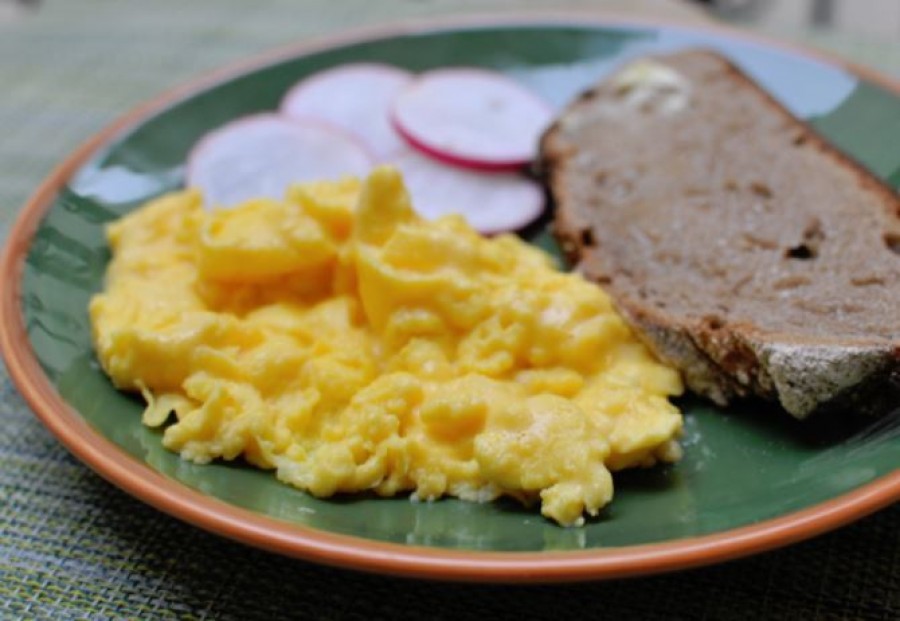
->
[389, 150, 544, 234]
[187, 114, 372, 208]
[280, 63, 413, 158]
[391, 68, 554, 171]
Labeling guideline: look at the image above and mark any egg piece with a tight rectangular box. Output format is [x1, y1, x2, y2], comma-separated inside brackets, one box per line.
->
[89, 166, 684, 527]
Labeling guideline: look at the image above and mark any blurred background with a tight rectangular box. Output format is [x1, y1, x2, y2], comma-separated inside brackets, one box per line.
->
[704, 0, 899, 35]
[703, 0, 900, 76]
[5, 0, 900, 35]
[2, 0, 900, 35]
[2, 0, 898, 77]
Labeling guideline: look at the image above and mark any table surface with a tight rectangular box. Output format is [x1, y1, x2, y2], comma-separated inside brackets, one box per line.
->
[1, 1, 898, 619]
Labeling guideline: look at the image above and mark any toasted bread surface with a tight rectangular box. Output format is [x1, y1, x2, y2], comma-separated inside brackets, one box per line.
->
[541, 49, 900, 418]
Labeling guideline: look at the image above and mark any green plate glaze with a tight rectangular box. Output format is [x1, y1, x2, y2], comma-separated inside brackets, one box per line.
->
[6, 18, 899, 580]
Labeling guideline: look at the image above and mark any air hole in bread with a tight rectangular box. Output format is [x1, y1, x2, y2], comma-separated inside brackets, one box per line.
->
[773, 275, 811, 289]
[578, 87, 599, 102]
[786, 244, 815, 260]
[704, 315, 725, 330]
[750, 182, 773, 199]
[786, 219, 825, 260]
[740, 232, 778, 250]
[851, 275, 886, 286]
[885, 232, 900, 256]
[580, 228, 595, 246]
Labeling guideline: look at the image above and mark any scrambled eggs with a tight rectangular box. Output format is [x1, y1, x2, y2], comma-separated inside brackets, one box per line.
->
[90, 167, 683, 526]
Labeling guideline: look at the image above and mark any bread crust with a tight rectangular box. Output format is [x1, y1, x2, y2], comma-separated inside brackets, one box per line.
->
[541, 49, 900, 419]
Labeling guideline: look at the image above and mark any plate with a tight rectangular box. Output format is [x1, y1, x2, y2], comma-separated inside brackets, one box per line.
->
[2, 15, 898, 582]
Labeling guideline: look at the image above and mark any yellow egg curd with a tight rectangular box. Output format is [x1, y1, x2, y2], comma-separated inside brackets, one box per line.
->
[89, 167, 684, 526]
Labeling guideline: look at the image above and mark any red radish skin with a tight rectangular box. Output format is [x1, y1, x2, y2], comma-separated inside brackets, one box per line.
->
[391, 68, 554, 171]
[392, 121, 524, 173]
[187, 113, 373, 208]
[388, 150, 544, 234]
[280, 63, 413, 158]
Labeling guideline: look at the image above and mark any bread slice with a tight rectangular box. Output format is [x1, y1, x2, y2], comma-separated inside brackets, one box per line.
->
[540, 49, 900, 419]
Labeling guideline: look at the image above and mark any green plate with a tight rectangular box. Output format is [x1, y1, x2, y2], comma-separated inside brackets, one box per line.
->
[4, 17, 899, 581]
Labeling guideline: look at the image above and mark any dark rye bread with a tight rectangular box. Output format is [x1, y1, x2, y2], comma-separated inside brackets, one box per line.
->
[540, 49, 900, 419]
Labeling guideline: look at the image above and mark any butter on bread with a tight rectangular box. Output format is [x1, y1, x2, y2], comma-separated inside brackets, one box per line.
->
[540, 49, 900, 419]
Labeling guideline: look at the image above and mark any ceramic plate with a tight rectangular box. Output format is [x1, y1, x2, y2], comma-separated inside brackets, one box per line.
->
[2, 15, 898, 582]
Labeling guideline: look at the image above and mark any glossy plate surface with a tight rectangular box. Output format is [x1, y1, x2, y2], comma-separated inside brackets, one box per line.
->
[2, 16, 898, 581]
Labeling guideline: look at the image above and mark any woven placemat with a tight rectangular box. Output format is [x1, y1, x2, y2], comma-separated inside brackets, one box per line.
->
[1, 2, 897, 618]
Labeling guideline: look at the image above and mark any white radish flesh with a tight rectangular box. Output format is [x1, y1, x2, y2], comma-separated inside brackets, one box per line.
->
[391, 68, 554, 171]
[187, 114, 372, 208]
[280, 63, 413, 158]
[389, 150, 544, 234]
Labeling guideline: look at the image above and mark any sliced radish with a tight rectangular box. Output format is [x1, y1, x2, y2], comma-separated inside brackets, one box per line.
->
[389, 150, 544, 234]
[280, 63, 413, 158]
[187, 114, 373, 208]
[391, 68, 554, 171]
